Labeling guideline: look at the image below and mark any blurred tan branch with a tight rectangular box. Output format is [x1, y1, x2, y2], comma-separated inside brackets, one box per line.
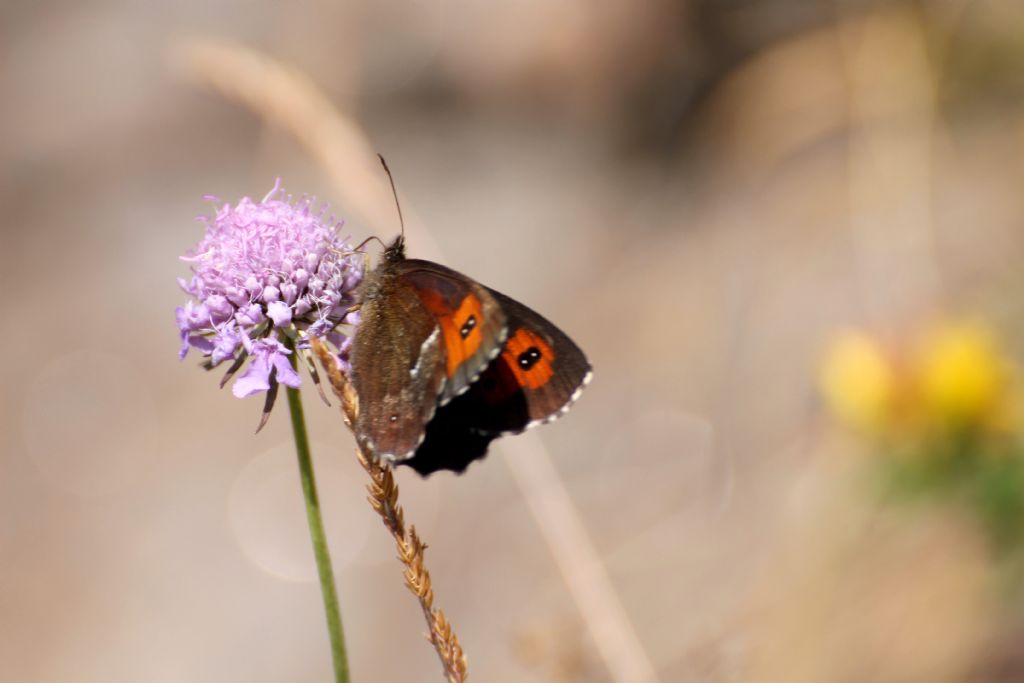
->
[501, 434, 661, 683]
[170, 36, 658, 683]
[838, 8, 941, 322]
[169, 35, 411, 236]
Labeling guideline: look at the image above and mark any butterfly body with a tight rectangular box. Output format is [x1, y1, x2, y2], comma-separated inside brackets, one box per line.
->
[349, 236, 591, 475]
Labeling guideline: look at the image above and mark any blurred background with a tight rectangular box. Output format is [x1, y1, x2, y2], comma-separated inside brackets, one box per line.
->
[4, 0, 1024, 681]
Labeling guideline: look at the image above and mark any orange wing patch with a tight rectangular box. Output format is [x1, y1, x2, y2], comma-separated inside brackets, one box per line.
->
[419, 291, 486, 378]
[502, 328, 555, 389]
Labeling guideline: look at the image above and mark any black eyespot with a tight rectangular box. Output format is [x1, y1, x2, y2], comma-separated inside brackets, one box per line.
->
[517, 346, 542, 370]
[460, 314, 477, 339]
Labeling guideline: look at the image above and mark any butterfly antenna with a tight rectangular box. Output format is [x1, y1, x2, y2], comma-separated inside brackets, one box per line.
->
[349, 235, 388, 254]
[378, 153, 405, 241]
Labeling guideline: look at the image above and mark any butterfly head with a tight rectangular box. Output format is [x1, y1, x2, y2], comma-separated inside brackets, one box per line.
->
[382, 234, 406, 263]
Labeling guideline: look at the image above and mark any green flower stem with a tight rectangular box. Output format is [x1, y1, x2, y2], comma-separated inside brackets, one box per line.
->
[284, 344, 350, 683]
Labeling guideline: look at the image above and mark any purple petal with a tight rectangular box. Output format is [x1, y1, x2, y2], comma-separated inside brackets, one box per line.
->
[175, 305, 188, 330]
[266, 301, 293, 328]
[271, 351, 302, 389]
[235, 303, 265, 328]
[204, 294, 233, 321]
[232, 355, 272, 397]
[239, 333, 255, 355]
[332, 331, 353, 375]
[188, 335, 216, 354]
[178, 330, 191, 360]
[176, 300, 209, 332]
[307, 318, 331, 338]
[211, 328, 242, 365]
[293, 268, 309, 291]
[280, 283, 298, 305]
[225, 286, 249, 307]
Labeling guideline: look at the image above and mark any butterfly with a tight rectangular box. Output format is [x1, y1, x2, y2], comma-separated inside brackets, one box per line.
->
[347, 163, 591, 475]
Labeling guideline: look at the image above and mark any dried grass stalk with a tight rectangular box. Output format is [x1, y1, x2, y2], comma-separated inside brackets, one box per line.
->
[311, 338, 468, 683]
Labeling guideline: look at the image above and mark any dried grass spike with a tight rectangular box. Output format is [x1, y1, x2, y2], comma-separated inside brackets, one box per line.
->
[312, 338, 468, 682]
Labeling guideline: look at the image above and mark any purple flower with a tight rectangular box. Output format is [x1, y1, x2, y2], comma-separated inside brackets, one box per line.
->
[232, 338, 302, 398]
[176, 180, 363, 427]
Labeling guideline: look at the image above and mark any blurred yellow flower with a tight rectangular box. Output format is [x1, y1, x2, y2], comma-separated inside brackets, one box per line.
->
[917, 322, 1010, 429]
[820, 331, 896, 433]
[822, 320, 1020, 440]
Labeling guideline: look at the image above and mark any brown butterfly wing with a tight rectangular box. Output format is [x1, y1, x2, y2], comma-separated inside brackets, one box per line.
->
[350, 277, 448, 460]
[350, 259, 506, 462]
[469, 287, 592, 434]
[402, 288, 591, 475]
[396, 259, 508, 404]
[402, 404, 500, 475]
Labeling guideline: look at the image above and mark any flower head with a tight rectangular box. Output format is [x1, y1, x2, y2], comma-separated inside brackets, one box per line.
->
[917, 322, 1011, 428]
[176, 180, 363, 426]
[820, 330, 897, 434]
[821, 319, 1021, 440]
